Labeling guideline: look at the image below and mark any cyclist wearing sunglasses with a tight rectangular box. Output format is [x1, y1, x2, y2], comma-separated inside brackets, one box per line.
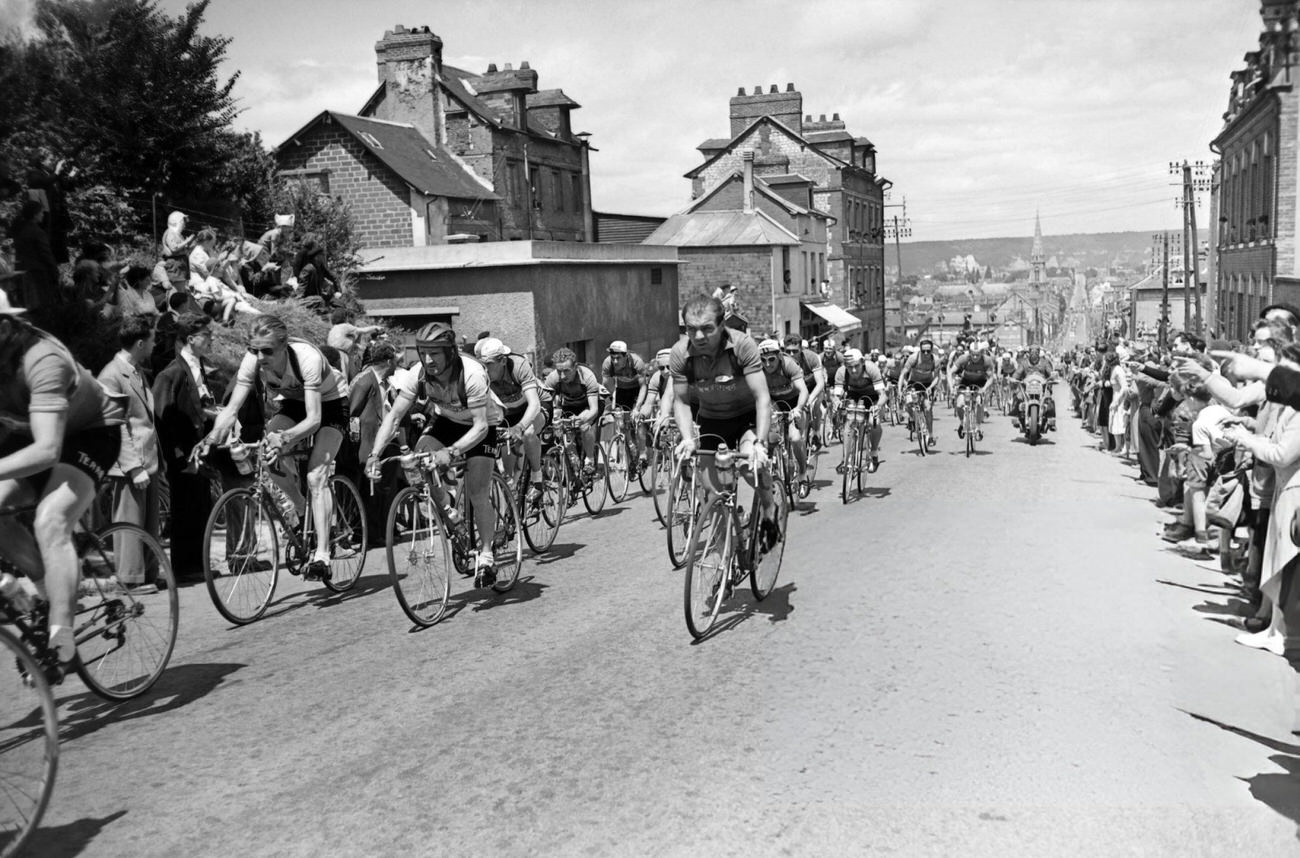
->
[758, 339, 811, 493]
[198, 313, 347, 581]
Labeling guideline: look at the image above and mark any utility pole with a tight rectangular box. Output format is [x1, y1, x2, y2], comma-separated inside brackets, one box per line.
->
[1160, 232, 1171, 349]
[1170, 160, 1210, 334]
[883, 195, 911, 342]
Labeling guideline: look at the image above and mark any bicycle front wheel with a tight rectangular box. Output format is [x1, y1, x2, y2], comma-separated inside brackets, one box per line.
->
[203, 488, 279, 625]
[841, 428, 856, 504]
[582, 441, 609, 515]
[684, 496, 731, 640]
[386, 486, 452, 627]
[76, 523, 178, 700]
[666, 461, 696, 569]
[489, 474, 523, 592]
[649, 441, 673, 528]
[604, 437, 630, 504]
[751, 478, 789, 601]
[0, 627, 57, 858]
[521, 455, 563, 554]
[322, 475, 367, 593]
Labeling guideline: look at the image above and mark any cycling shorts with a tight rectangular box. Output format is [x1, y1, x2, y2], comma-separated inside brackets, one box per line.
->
[274, 397, 348, 434]
[420, 419, 499, 460]
[0, 425, 121, 496]
[613, 386, 640, 412]
[697, 409, 756, 452]
[770, 390, 800, 411]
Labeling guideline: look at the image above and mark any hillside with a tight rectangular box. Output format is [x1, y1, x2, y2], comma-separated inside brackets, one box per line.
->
[896, 230, 1161, 274]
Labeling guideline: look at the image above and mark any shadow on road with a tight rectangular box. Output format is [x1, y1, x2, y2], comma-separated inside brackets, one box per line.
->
[1155, 578, 1240, 597]
[1181, 710, 1300, 839]
[1010, 435, 1056, 447]
[24, 808, 127, 858]
[690, 582, 797, 645]
[56, 661, 247, 743]
[254, 572, 393, 623]
[534, 541, 586, 564]
[467, 575, 548, 612]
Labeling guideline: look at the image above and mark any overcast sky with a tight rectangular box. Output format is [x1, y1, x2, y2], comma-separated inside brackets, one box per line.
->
[151, 0, 1263, 242]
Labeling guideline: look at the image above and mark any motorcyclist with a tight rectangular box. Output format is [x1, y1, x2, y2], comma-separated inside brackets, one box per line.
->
[1010, 344, 1057, 431]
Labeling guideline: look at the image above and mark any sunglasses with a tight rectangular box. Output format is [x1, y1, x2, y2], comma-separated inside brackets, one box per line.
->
[247, 346, 276, 357]
[761, 354, 779, 361]
[783, 348, 801, 355]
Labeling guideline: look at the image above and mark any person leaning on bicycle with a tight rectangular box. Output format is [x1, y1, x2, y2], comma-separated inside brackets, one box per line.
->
[474, 336, 545, 504]
[948, 338, 994, 440]
[196, 313, 347, 582]
[0, 292, 127, 669]
[671, 295, 780, 549]
[898, 338, 941, 447]
[366, 322, 502, 586]
[757, 338, 811, 493]
[832, 348, 887, 473]
[543, 348, 602, 478]
[600, 340, 649, 469]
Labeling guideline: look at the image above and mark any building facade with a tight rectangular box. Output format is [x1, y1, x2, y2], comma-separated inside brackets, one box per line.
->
[1212, 0, 1300, 340]
[275, 24, 594, 248]
[683, 85, 889, 348]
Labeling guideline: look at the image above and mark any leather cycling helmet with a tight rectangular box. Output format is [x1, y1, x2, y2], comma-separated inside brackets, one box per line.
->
[415, 321, 457, 350]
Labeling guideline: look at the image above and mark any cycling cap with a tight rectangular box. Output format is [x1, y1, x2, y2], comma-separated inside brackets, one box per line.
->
[759, 339, 781, 354]
[822, 339, 836, 350]
[475, 337, 510, 361]
[920, 339, 933, 348]
[656, 347, 672, 360]
[608, 340, 628, 354]
[415, 322, 457, 349]
[843, 348, 864, 365]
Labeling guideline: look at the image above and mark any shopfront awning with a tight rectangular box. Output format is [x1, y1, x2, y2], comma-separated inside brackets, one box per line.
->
[803, 302, 862, 333]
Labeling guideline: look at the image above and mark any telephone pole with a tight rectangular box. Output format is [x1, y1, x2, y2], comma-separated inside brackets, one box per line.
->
[883, 195, 910, 280]
[1169, 160, 1210, 334]
[1151, 232, 1178, 349]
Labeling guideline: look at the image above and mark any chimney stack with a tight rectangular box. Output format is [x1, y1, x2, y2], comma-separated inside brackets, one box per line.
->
[729, 83, 803, 136]
[742, 150, 755, 213]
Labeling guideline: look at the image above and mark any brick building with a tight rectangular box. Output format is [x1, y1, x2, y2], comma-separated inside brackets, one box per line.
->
[1211, 0, 1300, 340]
[644, 151, 860, 345]
[275, 24, 593, 248]
[682, 84, 890, 349]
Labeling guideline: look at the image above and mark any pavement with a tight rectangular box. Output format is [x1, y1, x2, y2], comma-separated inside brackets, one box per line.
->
[24, 403, 1300, 857]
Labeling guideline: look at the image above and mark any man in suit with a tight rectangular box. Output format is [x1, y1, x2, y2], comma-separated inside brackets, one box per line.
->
[152, 313, 219, 582]
[350, 340, 399, 544]
[97, 315, 162, 589]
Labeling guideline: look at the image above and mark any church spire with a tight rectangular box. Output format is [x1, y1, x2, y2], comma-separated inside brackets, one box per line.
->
[1030, 211, 1046, 287]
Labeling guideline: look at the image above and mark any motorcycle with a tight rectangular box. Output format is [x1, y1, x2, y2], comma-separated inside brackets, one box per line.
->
[1014, 375, 1054, 444]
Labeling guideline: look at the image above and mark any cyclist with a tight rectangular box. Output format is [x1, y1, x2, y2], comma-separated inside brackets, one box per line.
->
[366, 322, 502, 586]
[783, 333, 825, 473]
[544, 348, 601, 478]
[949, 339, 994, 440]
[813, 339, 842, 447]
[672, 295, 777, 547]
[600, 340, 649, 468]
[197, 314, 346, 581]
[832, 348, 887, 472]
[642, 347, 677, 429]
[758, 339, 811, 494]
[475, 337, 545, 503]
[898, 338, 941, 446]
[1010, 344, 1058, 431]
[0, 298, 126, 669]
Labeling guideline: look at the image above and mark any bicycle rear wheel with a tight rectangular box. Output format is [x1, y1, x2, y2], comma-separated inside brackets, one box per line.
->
[75, 523, 178, 700]
[649, 440, 671, 527]
[841, 428, 856, 504]
[488, 474, 523, 592]
[203, 488, 279, 625]
[582, 442, 609, 515]
[604, 437, 630, 504]
[684, 496, 731, 640]
[386, 486, 451, 627]
[521, 456, 563, 554]
[0, 627, 57, 858]
[322, 475, 367, 593]
[750, 478, 789, 600]
[666, 460, 696, 569]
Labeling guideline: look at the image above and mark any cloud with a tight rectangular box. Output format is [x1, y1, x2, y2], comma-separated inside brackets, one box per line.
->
[0, 0, 39, 43]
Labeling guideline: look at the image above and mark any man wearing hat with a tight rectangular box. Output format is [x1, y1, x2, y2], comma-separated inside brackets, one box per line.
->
[601, 340, 649, 468]
[476, 337, 546, 502]
[349, 340, 399, 542]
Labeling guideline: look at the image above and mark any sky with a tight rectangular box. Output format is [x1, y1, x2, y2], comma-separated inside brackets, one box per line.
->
[139, 0, 1266, 242]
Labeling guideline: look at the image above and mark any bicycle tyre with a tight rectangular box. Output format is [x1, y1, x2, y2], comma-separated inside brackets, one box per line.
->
[638, 433, 656, 495]
[386, 486, 451, 627]
[649, 441, 671, 528]
[666, 460, 696, 569]
[750, 476, 790, 601]
[489, 474, 523, 592]
[582, 441, 609, 515]
[322, 475, 367, 593]
[604, 438, 630, 504]
[0, 626, 58, 858]
[74, 523, 178, 700]
[541, 446, 569, 529]
[684, 496, 731, 640]
[203, 488, 280, 626]
[522, 453, 563, 554]
[841, 426, 856, 504]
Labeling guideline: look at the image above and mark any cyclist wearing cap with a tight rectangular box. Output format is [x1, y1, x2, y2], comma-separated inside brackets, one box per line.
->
[475, 337, 545, 503]
[643, 347, 677, 427]
[198, 313, 347, 581]
[782, 332, 825, 461]
[0, 297, 127, 669]
[672, 295, 779, 546]
[898, 338, 941, 446]
[758, 339, 812, 492]
[544, 348, 601, 478]
[832, 348, 887, 472]
[366, 321, 503, 586]
[949, 339, 994, 440]
[601, 341, 649, 466]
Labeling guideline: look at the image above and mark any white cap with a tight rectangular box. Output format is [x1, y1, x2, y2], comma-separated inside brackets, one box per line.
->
[608, 340, 628, 354]
[759, 338, 781, 353]
[475, 337, 510, 360]
[843, 348, 864, 365]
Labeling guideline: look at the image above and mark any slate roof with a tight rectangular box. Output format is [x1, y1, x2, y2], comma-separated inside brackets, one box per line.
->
[696, 138, 731, 151]
[527, 89, 581, 109]
[643, 210, 800, 247]
[684, 114, 851, 179]
[806, 130, 854, 144]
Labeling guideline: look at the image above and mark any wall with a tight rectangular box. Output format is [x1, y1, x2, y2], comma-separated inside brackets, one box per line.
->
[277, 123, 413, 248]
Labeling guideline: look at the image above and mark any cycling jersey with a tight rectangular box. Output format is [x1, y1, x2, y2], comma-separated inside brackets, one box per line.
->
[955, 353, 991, 387]
[1016, 356, 1053, 381]
[820, 352, 843, 379]
[834, 364, 885, 402]
[907, 351, 939, 385]
[670, 327, 762, 420]
[543, 364, 601, 411]
[601, 353, 647, 389]
[487, 354, 540, 415]
[789, 347, 824, 386]
[0, 333, 125, 441]
[397, 354, 503, 426]
[762, 355, 804, 403]
[234, 340, 344, 403]
[647, 367, 671, 400]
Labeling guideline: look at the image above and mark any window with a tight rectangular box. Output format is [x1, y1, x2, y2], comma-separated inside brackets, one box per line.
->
[553, 170, 563, 212]
[1262, 132, 1273, 240]
[782, 247, 791, 294]
[530, 166, 541, 209]
[358, 131, 384, 150]
[572, 174, 583, 213]
[650, 267, 662, 285]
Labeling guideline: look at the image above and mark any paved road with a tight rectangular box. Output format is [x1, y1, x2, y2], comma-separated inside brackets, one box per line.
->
[29, 404, 1300, 857]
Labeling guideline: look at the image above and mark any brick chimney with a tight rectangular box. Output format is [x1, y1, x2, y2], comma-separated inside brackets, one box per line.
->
[742, 150, 755, 213]
[373, 25, 445, 145]
[729, 83, 802, 137]
[476, 61, 539, 130]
